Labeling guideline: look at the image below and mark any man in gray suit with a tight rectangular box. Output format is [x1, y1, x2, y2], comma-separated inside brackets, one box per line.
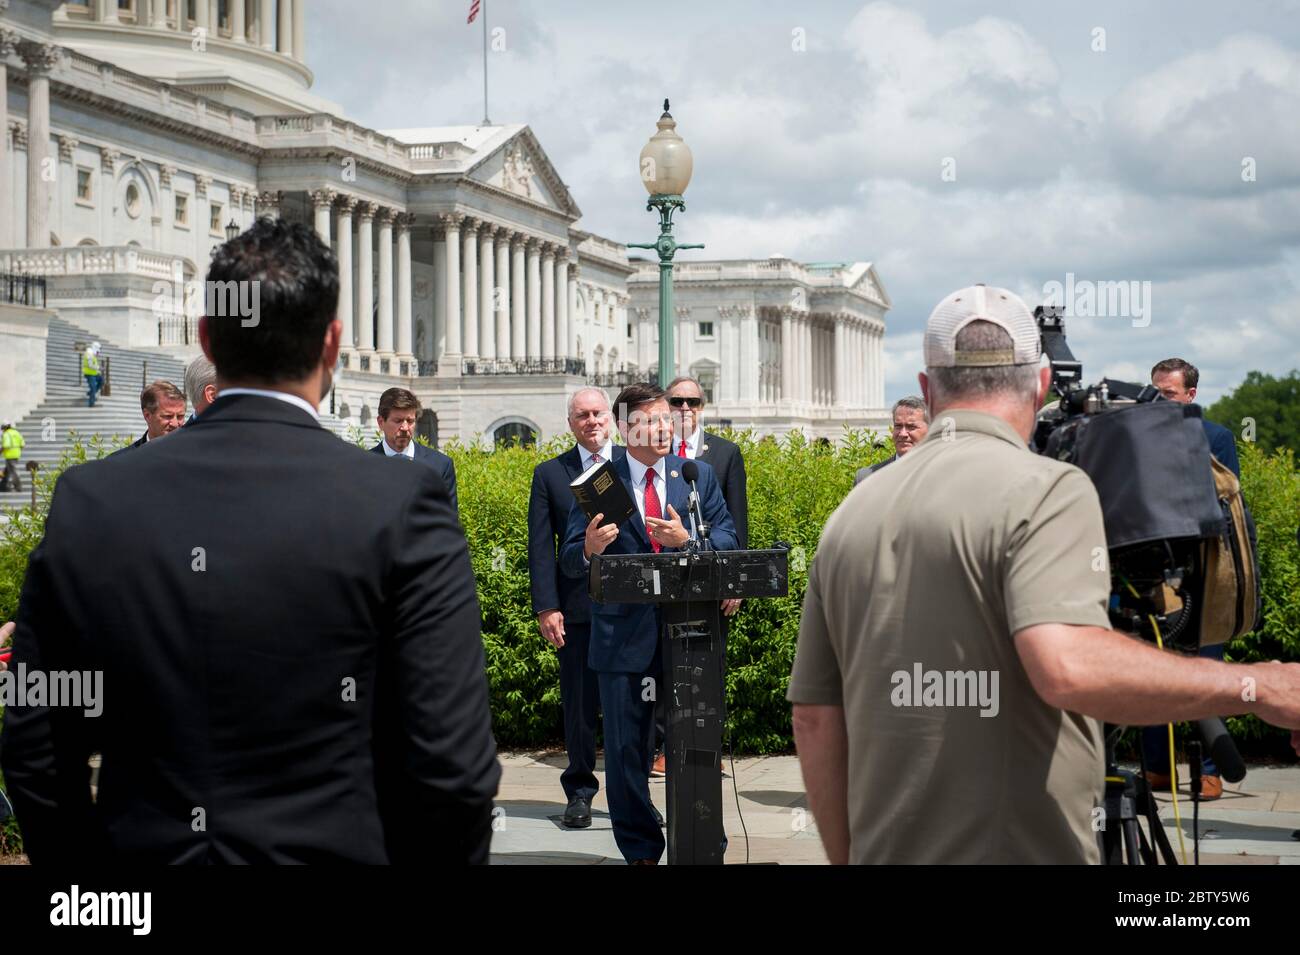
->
[855, 396, 930, 484]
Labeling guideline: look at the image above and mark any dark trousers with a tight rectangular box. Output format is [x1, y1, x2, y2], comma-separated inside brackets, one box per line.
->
[558, 622, 600, 803]
[85, 373, 102, 407]
[1142, 643, 1224, 776]
[1, 459, 20, 492]
[597, 641, 664, 864]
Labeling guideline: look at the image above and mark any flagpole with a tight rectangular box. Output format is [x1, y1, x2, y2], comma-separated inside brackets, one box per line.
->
[482, 0, 490, 125]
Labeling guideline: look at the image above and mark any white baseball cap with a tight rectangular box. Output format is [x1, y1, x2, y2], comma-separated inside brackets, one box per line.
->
[924, 284, 1040, 368]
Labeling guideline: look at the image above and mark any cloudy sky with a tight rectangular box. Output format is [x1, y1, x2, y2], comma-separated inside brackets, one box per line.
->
[308, 0, 1300, 405]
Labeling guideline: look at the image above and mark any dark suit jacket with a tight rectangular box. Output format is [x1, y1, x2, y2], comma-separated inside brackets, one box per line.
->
[109, 431, 149, 457]
[854, 453, 897, 485]
[371, 441, 458, 515]
[0, 393, 500, 864]
[697, 431, 748, 549]
[559, 454, 736, 673]
[1202, 418, 1240, 479]
[528, 444, 626, 626]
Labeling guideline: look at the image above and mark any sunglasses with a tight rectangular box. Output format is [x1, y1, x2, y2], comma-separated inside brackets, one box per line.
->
[667, 396, 703, 409]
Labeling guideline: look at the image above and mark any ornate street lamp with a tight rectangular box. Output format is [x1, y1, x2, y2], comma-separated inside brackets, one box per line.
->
[627, 100, 703, 387]
[225, 219, 240, 241]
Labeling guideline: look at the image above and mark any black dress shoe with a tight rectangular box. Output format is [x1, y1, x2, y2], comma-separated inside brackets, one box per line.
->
[652, 805, 664, 827]
[563, 797, 592, 829]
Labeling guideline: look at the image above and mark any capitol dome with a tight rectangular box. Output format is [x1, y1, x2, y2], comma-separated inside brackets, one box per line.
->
[49, 0, 338, 115]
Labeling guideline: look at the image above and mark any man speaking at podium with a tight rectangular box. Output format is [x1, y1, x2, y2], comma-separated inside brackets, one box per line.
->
[561, 382, 737, 864]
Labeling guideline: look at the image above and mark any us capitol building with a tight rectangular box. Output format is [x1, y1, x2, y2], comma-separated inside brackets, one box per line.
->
[0, 0, 889, 447]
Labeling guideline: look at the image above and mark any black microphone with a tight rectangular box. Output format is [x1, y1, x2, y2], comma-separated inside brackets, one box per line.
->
[681, 461, 711, 546]
[1196, 717, 1246, 783]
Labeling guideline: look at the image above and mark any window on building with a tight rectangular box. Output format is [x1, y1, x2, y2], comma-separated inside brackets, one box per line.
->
[493, 422, 536, 449]
[698, 321, 714, 338]
[627, 323, 632, 338]
[124, 182, 143, 219]
[210, 202, 223, 234]
[76, 168, 93, 204]
[175, 194, 189, 227]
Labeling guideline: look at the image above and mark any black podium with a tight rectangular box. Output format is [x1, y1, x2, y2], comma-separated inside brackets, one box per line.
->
[590, 546, 789, 864]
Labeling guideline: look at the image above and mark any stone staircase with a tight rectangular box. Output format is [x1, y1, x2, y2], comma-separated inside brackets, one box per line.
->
[1, 317, 353, 510]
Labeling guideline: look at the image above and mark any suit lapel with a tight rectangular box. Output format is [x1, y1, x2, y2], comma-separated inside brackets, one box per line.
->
[561, 445, 583, 482]
[664, 455, 690, 526]
[614, 453, 651, 548]
[697, 430, 715, 465]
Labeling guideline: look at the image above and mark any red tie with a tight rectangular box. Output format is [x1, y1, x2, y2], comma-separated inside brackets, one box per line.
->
[678, 439, 688, 458]
[644, 469, 662, 553]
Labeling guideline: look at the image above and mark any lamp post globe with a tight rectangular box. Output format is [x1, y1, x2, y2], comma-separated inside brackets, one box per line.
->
[640, 99, 693, 198]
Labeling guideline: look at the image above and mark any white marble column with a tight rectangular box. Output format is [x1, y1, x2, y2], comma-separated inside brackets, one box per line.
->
[876, 327, 885, 408]
[21, 43, 58, 249]
[740, 306, 758, 401]
[310, 187, 334, 245]
[541, 244, 556, 362]
[194, 0, 210, 32]
[862, 326, 871, 407]
[866, 326, 876, 407]
[231, 0, 246, 41]
[152, 0, 168, 29]
[834, 318, 847, 409]
[56, 135, 76, 245]
[780, 309, 793, 401]
[395, 213, 414, 367]
[335, 195, 355, 361]
[355, 202, 374, 358]
[567, 265, 579, 363]
[494, 227, 511, 360]
[376, 207, 394, 361]
[292, 0, 305, 61]
[99, 0, 120, 23]
[431, 225, 446, 362]
[258, 0, 274, 48]
[555, 250, 570, 362]
[510, 234, 526, 362]
[0, 32, 13, 249]
[277, 0, 293, 56]
[526, 238, 542, 360]
[461, 218, 479, 360]
[194, 174, 212, 267]
[440, 213, 462, 371]
[478, 224, 496, 361]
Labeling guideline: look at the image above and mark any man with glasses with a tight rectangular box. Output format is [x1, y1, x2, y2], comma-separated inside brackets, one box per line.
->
[855, 396, 930, 484]
[560, 382, 737, 864]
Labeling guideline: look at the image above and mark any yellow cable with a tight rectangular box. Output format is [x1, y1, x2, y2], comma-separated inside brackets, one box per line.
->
[1148, 612, 1188, 865]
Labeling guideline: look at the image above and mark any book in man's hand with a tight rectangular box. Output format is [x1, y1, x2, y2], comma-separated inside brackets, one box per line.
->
[570, 457, 636, 529]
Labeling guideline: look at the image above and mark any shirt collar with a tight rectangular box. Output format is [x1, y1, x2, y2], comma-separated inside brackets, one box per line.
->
[382, 439, 416, 459]
[626, 453, 665, 487]
[579, 439, 612, 469]
[923, 409, 1028, 449]
[681, 427, 702, 454]
[220, 387, 321, 421]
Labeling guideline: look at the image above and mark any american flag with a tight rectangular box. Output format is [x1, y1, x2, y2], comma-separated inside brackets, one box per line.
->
[467, 0, 480, 24]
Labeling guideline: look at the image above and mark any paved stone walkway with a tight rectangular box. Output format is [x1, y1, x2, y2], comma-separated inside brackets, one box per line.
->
[490, 751, 1300, 865]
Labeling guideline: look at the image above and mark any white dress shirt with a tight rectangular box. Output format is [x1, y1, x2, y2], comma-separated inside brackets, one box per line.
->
[220, 387, 321, 421]
[382, 439, 416, 459]
[626, 454, 667, 525]
[579, 439, 613, 473]
[677, 427, 701, 459]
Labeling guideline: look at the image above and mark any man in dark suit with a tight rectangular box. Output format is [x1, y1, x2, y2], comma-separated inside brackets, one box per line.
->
[0, 218, 500, 864]
[528, 386, 618, 829]
[561, 382, 737, 864]
[116, 380, 188, 452]
[370, 387, 458, 515]
[1143, 357, 1243, 799]
[854, 396, 929, 484]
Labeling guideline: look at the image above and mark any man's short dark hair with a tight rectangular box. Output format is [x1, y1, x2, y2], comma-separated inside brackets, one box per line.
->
[205, 217, 339, 384]
[378, 387, 421, 419]
[613, 382, 665, 423]
[141, 380, 185, 413]
[1151, 358, 1199, 391]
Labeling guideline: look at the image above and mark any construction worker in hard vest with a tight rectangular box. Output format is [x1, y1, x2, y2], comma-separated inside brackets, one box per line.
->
[1, 422, 25, 492]
[83, 341, 103, 407]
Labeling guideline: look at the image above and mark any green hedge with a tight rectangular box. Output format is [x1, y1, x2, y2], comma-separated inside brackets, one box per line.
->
[2, 429, 1298, 853]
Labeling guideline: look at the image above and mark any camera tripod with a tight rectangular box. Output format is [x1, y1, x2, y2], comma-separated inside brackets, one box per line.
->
[1099, 729, 1179, 865]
